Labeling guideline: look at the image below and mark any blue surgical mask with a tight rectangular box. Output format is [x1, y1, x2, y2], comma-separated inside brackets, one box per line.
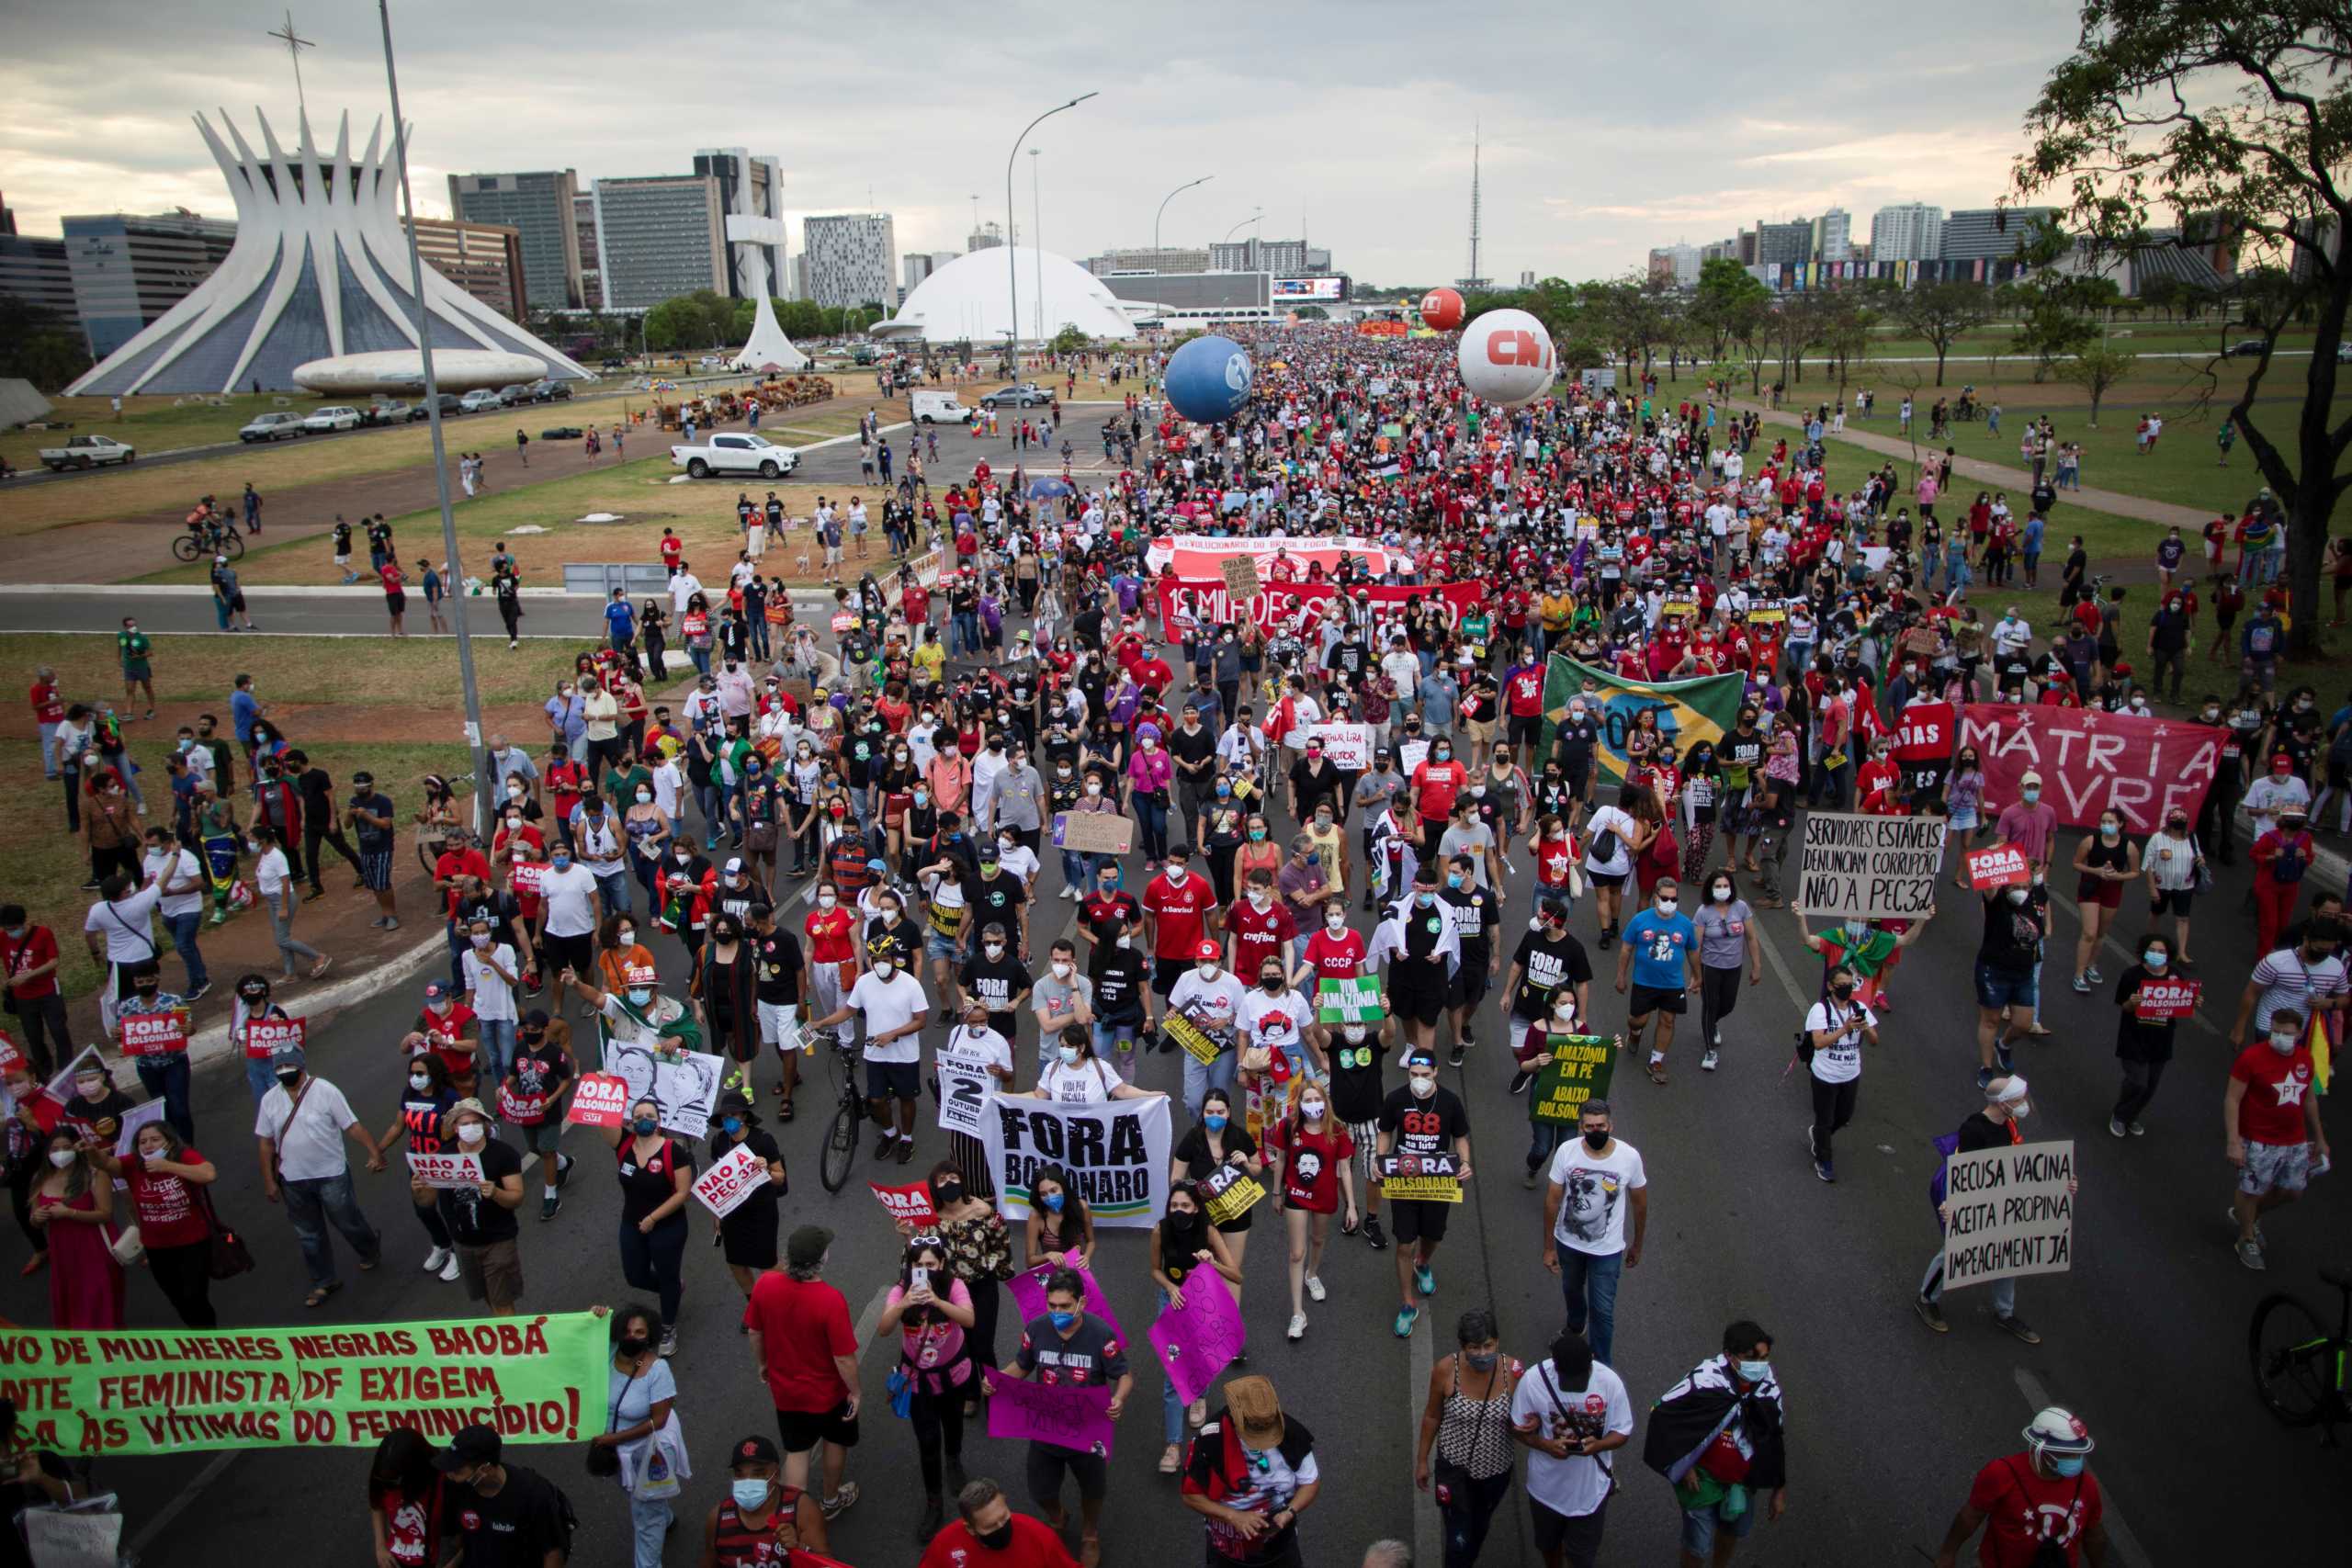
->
[721, 1117, 743, 1135]
[1041, 1191, 1065, 1213]
[730, 1479, 772, 1510]
[1736, 1359, 1771, 1383]
[632, 1117, 658, 1136]
[2142, 949, 2165, 968]
[1048, 1310, 1078, 1331]
[628, 987, 654, 1007]
[1057, 1044, 1080, 1066]
[2049, 1455, 2086, 1478]
[1447, 873, 1464, 889]
[1204, 1113, 1227, 1132]
[1415, 891, 1436, 908]
[550, 854, 571, 870]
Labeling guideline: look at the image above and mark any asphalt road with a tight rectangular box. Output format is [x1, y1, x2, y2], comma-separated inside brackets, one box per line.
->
[787, 401, 1129, 489]
[8, 715, 2346, 1566]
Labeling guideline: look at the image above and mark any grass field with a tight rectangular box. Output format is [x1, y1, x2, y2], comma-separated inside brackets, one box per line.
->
[0, 634, 595, 707]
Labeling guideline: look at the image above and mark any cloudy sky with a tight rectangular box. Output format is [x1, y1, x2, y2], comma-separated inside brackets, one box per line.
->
[1, 0, 2089, 287]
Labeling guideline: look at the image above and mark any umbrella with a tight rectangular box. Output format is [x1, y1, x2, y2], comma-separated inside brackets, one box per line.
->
[1027, 477, 1075, 500]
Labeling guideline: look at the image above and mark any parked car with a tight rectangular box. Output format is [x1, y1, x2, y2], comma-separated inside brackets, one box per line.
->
[239, 412, 306, 443]
[911, 390, 976, 425]
[361, 401, 413, 426]
[458, 389, 503, 412]
[979, 381, 1052, 409]
[491, 384, 530, 407]
[37, 434, 137, 470]
[303, 405, 362, 434]
[2338, 340, 2351, 363]
[670, 431, 799, 479]
[526, 378, 572, 402]
[541, 425, 585, 441]
[407, 393, 464, 421]
[2227, 338, 2270, 358]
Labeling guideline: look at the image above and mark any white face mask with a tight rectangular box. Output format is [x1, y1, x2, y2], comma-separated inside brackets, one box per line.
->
[1194, 962, 1218, 981]
[983, 942, 1005, 959]
[1165, 865, 1186, 883]
[1051, 962, 1072, 980]
[409, 1074, 431, 1091]
[1341, 1024, 1367, 1043]
[457, 1122, 487, 1145]
[2271, 1031, 2301, 1054]
[1408, 1074, 1437, 1099]
[1300, 1100, 1326, 1121]
[817, 892, 836, 908]
[47, 1149, 74, 1169]
[1711, 885, 1732, 902]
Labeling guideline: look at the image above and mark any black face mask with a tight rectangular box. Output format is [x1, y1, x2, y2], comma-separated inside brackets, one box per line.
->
[617, 1336, 650, 1358]
[1582, 1128, 1610, 1152]
[978, 1523, 1016, 1551]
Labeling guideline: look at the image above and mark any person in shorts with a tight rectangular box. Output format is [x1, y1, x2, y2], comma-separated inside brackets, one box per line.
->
[747, 1225, 863, 1513]
[1615, 877, 1698, 1085]
[2227, 1005, 2330, 1270]
[1374, 1049, 1472, 1338]
[503, 1010, 575, 1221]
[1371, 867, 1458, 1056]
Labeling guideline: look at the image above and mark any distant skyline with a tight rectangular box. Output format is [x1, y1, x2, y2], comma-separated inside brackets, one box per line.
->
[0, 0, 2090, 287]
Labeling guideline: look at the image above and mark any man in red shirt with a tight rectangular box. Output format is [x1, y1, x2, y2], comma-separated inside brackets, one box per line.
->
[920, 1477, 1078, 1568]
[1143, 845, 1216, 1000]
[2226, 1005, 2330, 1270]
[1222, 870, 1297, 980]
[29, 667, 64, 781]
[0, 906, 67, 1076]
[1930, 1406, 2108, 1568]
[745, 1224, 862, 1512]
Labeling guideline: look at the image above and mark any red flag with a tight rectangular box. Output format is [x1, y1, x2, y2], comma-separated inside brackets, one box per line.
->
[1960, 705, 2220, 831]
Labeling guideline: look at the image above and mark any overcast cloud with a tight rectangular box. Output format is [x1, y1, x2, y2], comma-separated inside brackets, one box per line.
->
[0, 0, 2087, 287]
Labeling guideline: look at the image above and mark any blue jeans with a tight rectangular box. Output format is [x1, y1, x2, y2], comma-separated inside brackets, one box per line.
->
[1920, 1243, 2015, 1318]
[163, 909, 209, 992]
[1557, 1247, 1623, 1366]
[1182, 1047, 1238, 1118]
[628, 1495, 672, 1568]
[1134, 795, 1169, 861]
[594, 869, 631, 916]
[1092, 1021, 1142, 1082]
[134, 1052, 195, 1144]
[245, 1054, 279, 1106]
[1160, 1288, 1189, 1443]
[281, 1168, 381, 1288]
[477, 1018, 516, 1085]
[38, 721, 57, 779]
[952, 612, 981, 655]
[688, 645, 712, 677]
[1527, 1119, 1568, 1174]
[1060, 849, 1098, 887]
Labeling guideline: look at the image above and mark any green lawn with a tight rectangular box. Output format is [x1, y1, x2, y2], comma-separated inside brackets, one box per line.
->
[3, 634, 592, 707]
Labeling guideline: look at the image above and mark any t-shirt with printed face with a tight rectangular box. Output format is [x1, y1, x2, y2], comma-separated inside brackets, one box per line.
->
[1546, 1136, 1645, 1256]
[1622, 908, 1697, 990]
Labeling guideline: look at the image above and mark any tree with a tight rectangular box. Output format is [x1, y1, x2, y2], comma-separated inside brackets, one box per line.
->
[1886, 281, 1993, 386]
[2138, 273, 2188, 321]
[641, 289, 735, 352]
[2017, 0, 2351, 655]
[1816, 288, 1880, 398]
[1690, 257, 1770, 369]
[2007, 217, 2113, 380]
[0, 295, 91, 391]
[2055, 345, 2139, 425]
[1048, 324, 1091, 354]
[1292, 304, 1329, 321]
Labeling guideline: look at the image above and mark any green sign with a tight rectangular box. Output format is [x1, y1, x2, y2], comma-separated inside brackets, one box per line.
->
[0, 1312, 608, 1457]
[1317, 976, 1385, 1024]
[1530, 1034, 1618, 1125]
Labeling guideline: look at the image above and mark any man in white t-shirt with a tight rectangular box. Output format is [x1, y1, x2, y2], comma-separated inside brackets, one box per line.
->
[83, 872, 163, 1036]
[536, 847, 601, 979]
[1509, 1331, 1632, 1568]
[460, 911, 523, 1084]
[1542, 1100, 1647, 1368]
[140, 825, 210, 998]
[254, 1047, 387, 1302]
[1167, 939, 1251, 1116]
[812, 941, 929, 1164]
[935, 999, 1015, 1148]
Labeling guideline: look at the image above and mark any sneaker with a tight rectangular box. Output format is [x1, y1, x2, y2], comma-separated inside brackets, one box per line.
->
[1913, 1295, 1948, 1334]
[422, 1247, 452, 1274]
[539, 1195, 560, 1222]
[1447, 1043, 1466, 1068]
[1521, 1166, 1539, 1190]
[1597, 931, 1614, 952]
[2229, 1207, 2266, 1246]
[1392, 1305, 1419, 1338]
[1815, 1158, 1835, 1183]
[820, 1483, 860, 1519]
[1414, 1263, 1436, 1297]
[1362, 1216, 1389, 1251]
[2128, 1121, 2145, 1136]
[1458, 1027, 1476, 1049]
[1701, 1048, 1720, 1072]
[1159, 1444, 1182, 1474]
[187, 980, 212, 1001]
[2084, 966, 2103, 985]
[2107, 1117, 2127, 1138]
[2235, 1237, 2267, 1271]
[896, 1137, 915, 1164]
[2071, 975, 2091, 994]
[1975, 1066, 1995, 1090]
[1287, 1313, 1307, 1341]
[1305, 1274, 1325, 1303]
[558, 1154, 575, 1188]
[658, 1326, 678, 1358]
[1994, 1314, 2041, 1346]
[1508, 1069, 1534, 1096]
[1996, 1046, 2016, 1074]
[436, 1253, 461, 1282]
[875, 1130, 898, 1157]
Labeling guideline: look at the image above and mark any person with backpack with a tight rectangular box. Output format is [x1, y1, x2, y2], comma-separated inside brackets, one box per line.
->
[435, 1422, 576, 1566]
[1508, 1328, 1631, 1568]
[1928, 1406, 2110, 1568]
[1643, 1319, 1788, 1567]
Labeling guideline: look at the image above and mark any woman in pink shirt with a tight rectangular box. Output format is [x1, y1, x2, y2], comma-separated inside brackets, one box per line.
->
[1916, 465, 1941, 525]
[1127, 723, 1176, 864]
[876, 1235, 975, 1536]
[925, 746, 972, 818]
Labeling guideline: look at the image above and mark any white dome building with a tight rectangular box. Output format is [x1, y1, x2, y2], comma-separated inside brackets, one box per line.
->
[871, 246, 1136, 346]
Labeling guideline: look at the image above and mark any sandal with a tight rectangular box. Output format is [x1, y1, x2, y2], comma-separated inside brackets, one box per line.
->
[779, 1099, 796, 1122]
[1646, 1061, 1669, 1086]
[305, 1281, 343, 1308]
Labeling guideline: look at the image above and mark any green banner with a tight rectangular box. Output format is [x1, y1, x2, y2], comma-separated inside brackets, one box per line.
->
[1530, 1033, 1619, 1125]
[1538, 655, 1746, 786]
[0, 1312, 607, 1457]
[1317, 976, 1385, 1023]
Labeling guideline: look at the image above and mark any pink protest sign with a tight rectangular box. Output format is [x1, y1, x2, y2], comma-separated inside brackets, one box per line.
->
[1007, 1261, 1122, 1341]
[981, 1366, 1115, 1456]
[1148, 1275, 1246, 1407]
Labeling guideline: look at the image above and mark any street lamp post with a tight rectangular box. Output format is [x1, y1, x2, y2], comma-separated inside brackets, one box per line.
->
[1007, 92, 1095, 369]
[1154, 175, 1214, 259]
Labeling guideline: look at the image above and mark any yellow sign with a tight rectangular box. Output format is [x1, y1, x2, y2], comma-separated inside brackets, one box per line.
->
[1162, 1013, 1223, 1067]
[1381, 1175, 1463, 1203]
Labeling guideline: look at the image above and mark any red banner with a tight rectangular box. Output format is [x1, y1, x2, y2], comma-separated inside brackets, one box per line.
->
[2133, 977, 2202, 1021]
[565, 1073, 630, 1128]
[869, 1180, 937, 1228]
[1965, 844, 2032, 890]
[1157, 579, 1487, 640]
[1959, 705, 2220, 832]
[119, 1011, 189, 1057]
[1892, 701, 1957, 761]
[243, 1016, 306, 1061]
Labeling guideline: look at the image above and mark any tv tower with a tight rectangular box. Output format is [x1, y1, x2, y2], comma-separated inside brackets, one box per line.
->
[1458, 120, 1490, 290]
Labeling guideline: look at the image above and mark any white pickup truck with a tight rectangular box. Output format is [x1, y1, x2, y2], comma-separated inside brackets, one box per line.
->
[38, 434, 137, 471]
[670, 431, 800, 479]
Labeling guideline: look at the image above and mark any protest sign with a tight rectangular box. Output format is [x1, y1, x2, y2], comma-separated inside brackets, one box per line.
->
[980, 1093, 1172, 1225]
[1159, 1013, 1223, 1068]
[1899, 626, 1943, 660]
[21, 1506, 120, 1568]
[1306, 723, 1375, 771]
[0, 1029, 22, 1076]
[1377, 1150, 1464, 1202]
[111, 1100, 166, 1157]
[1960, 705, 2219, 831]
[870, 1181, 937, 1228]
[1053, 811, 1135, 856]
[407, 1151, 484, 1190]
[1537, 655, 1743, 785]
[981, 1366, 1114, 1456]
[1149, 1270, 1247, 1407]
[602, 1043, 725, 1139]
[2132, 978, 2202, 1021]
[1008, 1261, 1123, 1337]
[1529, 1035, 1619, 1126]
[243, 1017, 306, 1059]
[934, 1030, 1004, 1136]
[1892, 699, 1958, 796]
[0, 1312, 606, 1455]
[1964, 844, 2032, 890]
[1155, 579, 1482, 639]
[1797, 811, 1944, 920]
[1316, 976, 1383, 1025]
[692, 1144, 771, 1218]
[565, 1073, 631, 1128]
[496, 1084, 549, 1125]
[1941, 1139, 2075, 1290]
[1220, 554, 1262, 600]
[1198, 1162, 1266, 1225]
[118, 1011, 188, 1058]
[507, 861, 545, 896]
[1397, 739, 1430, 775]
[1145, 535, 1389, 578]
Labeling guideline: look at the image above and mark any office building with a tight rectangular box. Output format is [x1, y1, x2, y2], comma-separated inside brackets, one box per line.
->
[402, 216, 527, 321]
[593, 174, 726, 310]
[968, 220, 1004, 253]
[694, 148, 783, 300]
[1871, 202, 1946, 263]
[1736, 230, 1758, 265]
[1814, 208, 1852, 264]
[1090, 246, 1209, 276]
[61, 210, 237, 361]
[1648, 243, 1701, 288]
[1754, 220, 1813, 269]
[1940, 206, 2058, 265]
[1098, 269, 1270, 326]
[0, 233, 76, 319]
[803, 212, 898, 310]
[1519, 269, 1536, 288]
[904, 253, 939, 293]
[1208, 238, 1321, 276]
[447, 169, 582, 310]
[572, 193, 603, 309]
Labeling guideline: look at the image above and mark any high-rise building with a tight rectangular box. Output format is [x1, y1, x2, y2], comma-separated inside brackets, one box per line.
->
[1699, 237, 1741, 265]
[967, 220, 1003, 253]
[693, 148, 783, 301]
[1089, 246, 1209, 276]
[1939, 206, 2058, 265]
[1736, 230, 1758, 265]
[0, 233, 76, 319]
[802, 212, 898, 310]
[446, 169, 581, 310]
[1207, 238, 1322, 276]
[904, 253, 938, 293]
[1754, 220, 1813, 269]
[1648, 244, 1702, 288]
[1519, 269, 1536, 288]
[1870, 203, 1945, 263]
[572, 193, 603, 309]
[593, 174, 726, 310]
[61, 210, 237, 361]
[401, 216, 527, 321]
[1814, 208, 1852, 264]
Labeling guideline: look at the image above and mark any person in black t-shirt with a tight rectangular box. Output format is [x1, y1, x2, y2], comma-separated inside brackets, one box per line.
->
[283, 748, 366, 896]
[1439, 854, 1501, 1066]
[746, 904, 807, 1117]
[1505, 901, 1594, 1027]
[968, 855, 1029, 961]
[958, 922, 1032, 1044]
[436, 1424, 572, 1567]
[1974, 884, 2049, 1086]
[708, 1089, 786, 1296]
[416, 1100, 527, 1314]
[1375, 1050, 1473, 1338]
[503, 1011, 575, 1219]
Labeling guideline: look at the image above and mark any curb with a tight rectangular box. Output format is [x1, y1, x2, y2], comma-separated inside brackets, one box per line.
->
[178, 931, 447, 1074]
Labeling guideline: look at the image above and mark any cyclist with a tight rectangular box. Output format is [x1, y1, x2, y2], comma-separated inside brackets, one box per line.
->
[808, 934, 931, 1167]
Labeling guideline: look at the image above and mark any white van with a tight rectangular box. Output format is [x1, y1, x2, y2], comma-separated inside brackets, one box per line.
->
[910, 389, 975, 425]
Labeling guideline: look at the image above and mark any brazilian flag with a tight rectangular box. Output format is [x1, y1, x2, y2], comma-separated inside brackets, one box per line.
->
[1537, 654, 1746, 785]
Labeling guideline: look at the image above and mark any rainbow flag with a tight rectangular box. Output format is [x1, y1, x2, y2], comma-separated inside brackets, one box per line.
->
[2309, 1010, 2335, 1094]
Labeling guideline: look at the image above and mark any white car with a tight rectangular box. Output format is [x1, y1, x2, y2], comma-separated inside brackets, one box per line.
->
[670, 431, 800, 479]
[239, 412, 306, 442]
[36, 434, 137, 470]
[458, 389, 503, 412]
[303, 405, 362, 433]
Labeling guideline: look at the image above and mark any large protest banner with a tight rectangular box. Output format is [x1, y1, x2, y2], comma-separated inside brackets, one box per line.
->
[1529, 1035, 1619, 1126]
[1941, 1139, 2075, 1290]
[979, 1093, 1172, 1227]
[1891, 700, 1958, 797]
[1796, 812, 1946, 919]
[1959, 705, 2219, 831]
[1537, 656, 1744, 786]
[0, 1313, 606, 1456]
[1157, 579, 1486, 639]
[1145, 535, 1390, 577]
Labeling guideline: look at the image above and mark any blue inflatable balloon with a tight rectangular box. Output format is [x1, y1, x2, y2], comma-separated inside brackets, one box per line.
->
[1164, 333, 1253, 424]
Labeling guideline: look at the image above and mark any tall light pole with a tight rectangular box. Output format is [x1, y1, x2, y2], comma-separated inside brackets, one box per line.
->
[1154, 175, 1213, 259]
[1222, 208, 1263, 273]
[1007, 92, 1095, 367]
[378, 0, 490, 829]
[1029, 149, 1044, 345]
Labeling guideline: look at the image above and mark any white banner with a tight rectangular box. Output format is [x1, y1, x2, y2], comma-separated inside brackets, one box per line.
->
[1307, 722, 1375, 771]
[692, 1143, 771, 1218]
[936, 1027, 1006, 1137]
[601, 1043, 727, 1140]
[407, 1151, 484, 1190]
[1796, 811, 1945, 920]
[978, 1091, 1173, 1228]
[1942, 1138, 2075, 1289]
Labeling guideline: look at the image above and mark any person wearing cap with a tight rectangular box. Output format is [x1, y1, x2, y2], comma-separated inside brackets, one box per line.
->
[436, 1422, 575, 1567]
[1367, 866, 1462, 1060]
[1915, 1075, 2066, 1343]
[746, 1224, 863, 1518]
[808, 932, 930, 1164]
[1375, 1046, 1473, 1338]
[703, 1431, 830, 1563]
[412, 1098, 526, 1315]
[1180, 1373, 1321, 1568]
[254, 1045, 385, 1308]
[1509, 1328, 1631, 1568]
[1930, 1406, 2109, 1568]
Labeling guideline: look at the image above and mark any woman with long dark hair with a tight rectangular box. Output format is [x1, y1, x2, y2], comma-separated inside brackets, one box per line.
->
[368, 1427, 446, 1568]
[877, 1233, 977, 1541]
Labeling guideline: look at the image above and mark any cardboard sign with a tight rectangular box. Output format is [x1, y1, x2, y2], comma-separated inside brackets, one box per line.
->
[509, 861, 546, 896]
[2132, 977, 2202, 1021]
[1198, 1161, 1266, 1224]
[1219, 554, 1262, 600]
[1529, 1034, 1619, 1126]
[565, 1073, 631, 1128]
[1316, 976, 1383, 1024]
[1796, 811, 1944, 919]
[1160, 1012, 1224, 1067]
[982, 1366, 1114, 1456]
[1964, 843, 2032, 890]
[243, 1016, 306, 1060]
[870, 1180, 937, 1227]
[118, 1010, 189, 1057]
[1054, 810, 1135, 856]
[21, 1506, 121, 1568]
[1148, 1267, 1246, 1406]
[1941, 1139, 2075, 1289]
[1008, 1260, 1124, 1338]
[1377, 1150, 1464, 1203]
[1306, 722, 1375, 771]
[1899, 625, 1943, 660]
[693, 1143, 771, 1218]
[407, 1151, 485, 1190]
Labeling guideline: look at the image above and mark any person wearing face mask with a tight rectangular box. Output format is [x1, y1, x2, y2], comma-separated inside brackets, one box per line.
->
[1616, 878, 1699, 1085]
[1146, 841, 1217, 994]
[434, 1423, 576, 1568]
[2225, 1003, 2332, 1271]
[412, 1100, 526, 1316]
[958, 919, 1035, 1059]
[28, 1128, 123, 1328]
[2249, 799, 2323, 955]
[1647, 1320, 1790, 1565]
[1992, 769, 2060, 880]
[1005, 1265, 1131, 1563]
[1375, 1049, 1474, 1338]
[703, 1433, 829, 1563]
[1265, 1077, 1356, 1342]
[1508, 1328, 1632, 1568]
[1915, 1075, 2063, 1342]
[1541, 1100, 1646, 1366]
[1367, 871, 1462, 1060]
[1686, 872, 1762, 1074]
[1410, 1307, 1523, 1568]
[381, 1049, 466, 1280]
[2064, 809, 2142, 993]
[1801, 968, 1879, 1182]
[1972, 874, 2050, 1089]
[254, 1046, 387, 1309]
[1928, 1407, 2108, 1568]
[1796, 907, 1923, 1014]
[809, 934, 932, 1164]
[916, 1475, 1069, 1568]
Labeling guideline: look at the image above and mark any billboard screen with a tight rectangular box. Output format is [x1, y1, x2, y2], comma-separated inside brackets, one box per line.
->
[1272, 276, 1348, 301]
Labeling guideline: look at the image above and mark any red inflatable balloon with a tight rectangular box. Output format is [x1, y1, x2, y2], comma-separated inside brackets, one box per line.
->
[1419, 287, 1464, 332]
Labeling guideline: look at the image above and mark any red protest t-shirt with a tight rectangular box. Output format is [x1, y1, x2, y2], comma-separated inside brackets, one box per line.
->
[745, 1271, 858, 1414]
[803, 906, 857, 965]
[1263, 1118, 1352, 1213]
[2231, 1043, 2317, 1145]
[1301, 926, 1367, 983]
[919, 1514, 1077, 1568]
[127, 1145, 211, 1248]
[1223, 897, 1296, 976]
[1962, 1455, 2103, 1568]
[371, 1475, 445, 1568]
[1144, 870, 1215, 960]
[29, 681, 64, 725]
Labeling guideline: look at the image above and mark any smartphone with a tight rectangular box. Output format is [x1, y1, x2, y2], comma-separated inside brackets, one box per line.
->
[910, 1265, 931, 1295]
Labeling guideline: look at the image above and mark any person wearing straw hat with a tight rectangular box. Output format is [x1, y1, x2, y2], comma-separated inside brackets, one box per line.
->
[1180, 1374, 1321, 1568]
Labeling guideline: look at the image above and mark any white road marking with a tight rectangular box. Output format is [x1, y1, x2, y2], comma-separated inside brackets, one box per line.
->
[1407, 1291, 1440, 1568]
[2012, 1366, 2154, 1568]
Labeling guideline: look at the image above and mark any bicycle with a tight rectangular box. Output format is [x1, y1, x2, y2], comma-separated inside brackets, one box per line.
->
[173, 524, 244, 562]
[2250, 1263, 2352, 1442]
[813, 1026, 863, 1193]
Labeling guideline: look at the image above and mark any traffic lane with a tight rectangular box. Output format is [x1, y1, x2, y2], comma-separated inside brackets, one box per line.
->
[0, 591, 616, 638]
[787, 411, 1135, 487]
